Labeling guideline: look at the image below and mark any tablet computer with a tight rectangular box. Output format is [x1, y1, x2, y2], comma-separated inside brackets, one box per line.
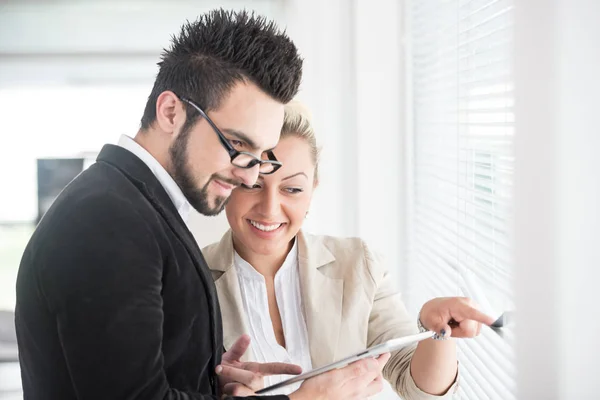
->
[256, 330, 434, 394]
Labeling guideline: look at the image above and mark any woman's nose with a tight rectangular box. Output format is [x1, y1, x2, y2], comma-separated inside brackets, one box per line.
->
[258, 188, 280, 217]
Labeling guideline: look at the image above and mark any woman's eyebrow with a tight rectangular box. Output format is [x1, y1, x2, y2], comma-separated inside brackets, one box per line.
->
[282, 172, 308, 181]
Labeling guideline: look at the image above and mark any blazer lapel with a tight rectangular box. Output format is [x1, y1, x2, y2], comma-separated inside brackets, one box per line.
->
[205, 231, 254, 361]
[297, 231, 344, 368]
[96, 144, 224, 369]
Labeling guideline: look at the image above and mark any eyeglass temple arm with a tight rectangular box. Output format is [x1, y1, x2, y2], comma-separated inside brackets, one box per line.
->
[180, 97, 237, 156]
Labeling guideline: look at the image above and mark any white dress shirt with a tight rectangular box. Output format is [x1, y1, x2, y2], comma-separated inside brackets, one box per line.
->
[117, 135, 191, 225]
[234, 239, 313, 395]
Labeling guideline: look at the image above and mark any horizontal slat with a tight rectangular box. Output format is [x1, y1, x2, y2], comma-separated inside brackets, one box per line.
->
[416, 182, 513, 211]
[418, 255, 459, 294]
[414, 171, 514, 208]
[459, 348, 516, 400]
[459, 340, 516, 397]
[415, 183, 512, 208]
[414, 72, 459, 89]
[413, 229, 513, 298]
[416, 194, 513, 242]
[460, 98, 514, 109]
[414, 245, 512, 303]
[414, 169, 515, 194]
[459, 364, 514, 400]
[418, 143, 514, 157]
[413, 230, 513, 303]
[414, 221, 513, 288]
[469, 162, 515, 179]
[459, 366, 491, 399]
[459, 137, 514, 147]
[458, 25, 511, 53]
[416, 190, 514, 220]
[416, 185, 512, 226]
[459, 37, 512, 61]
[417, 144, 514, 158]
[414, 198, 513, 255]
[458, 348, 509, 399]
[460, 5, 512, 35]
[467, 175, 513, 192]
[458, 57, 512, 77]
[414, 50, 458, 67]
[414, 170, 515, 196]
[459, 115, 514, 125]
[458, 90, 513, 101]
[459, 0, 508, 15]
[464, 328, 516, 372]
[458, 106, 513, 114]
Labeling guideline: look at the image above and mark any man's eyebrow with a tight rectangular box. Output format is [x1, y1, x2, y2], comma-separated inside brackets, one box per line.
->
[221, 129, 276, 153]
[282, 172, 308, 181]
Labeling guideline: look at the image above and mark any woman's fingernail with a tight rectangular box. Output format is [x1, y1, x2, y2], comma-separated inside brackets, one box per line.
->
[440, 329, 446, 337]
[216, 366, 223, 374]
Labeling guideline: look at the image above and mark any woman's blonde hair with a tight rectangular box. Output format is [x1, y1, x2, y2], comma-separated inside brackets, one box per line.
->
[280, 100, 320, 184]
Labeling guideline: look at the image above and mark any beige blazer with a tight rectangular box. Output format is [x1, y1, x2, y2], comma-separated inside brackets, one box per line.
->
[203, 230, 456, 399]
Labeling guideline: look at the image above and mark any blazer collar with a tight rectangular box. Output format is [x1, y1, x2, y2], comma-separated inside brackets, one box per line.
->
[207, 230, 343, 367]
[97, 144, 183, 224]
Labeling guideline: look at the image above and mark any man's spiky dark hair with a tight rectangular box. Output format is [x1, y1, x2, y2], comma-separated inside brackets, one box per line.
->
[140, 8, 303, 129]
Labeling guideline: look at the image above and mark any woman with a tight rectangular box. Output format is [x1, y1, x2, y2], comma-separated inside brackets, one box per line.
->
[203, 102, 494, 398]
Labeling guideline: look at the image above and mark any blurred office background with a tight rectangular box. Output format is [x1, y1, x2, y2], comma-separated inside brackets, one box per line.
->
[0, 0, 598, 398]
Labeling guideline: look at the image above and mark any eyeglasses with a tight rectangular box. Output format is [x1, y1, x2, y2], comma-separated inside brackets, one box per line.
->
[179, 96, 282, 175]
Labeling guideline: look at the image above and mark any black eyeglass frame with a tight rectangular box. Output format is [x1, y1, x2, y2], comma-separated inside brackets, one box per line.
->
[179, 96, 282, 175]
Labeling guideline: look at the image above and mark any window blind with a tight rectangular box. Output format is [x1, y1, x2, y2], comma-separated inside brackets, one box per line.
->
[407, 0, 515, 398]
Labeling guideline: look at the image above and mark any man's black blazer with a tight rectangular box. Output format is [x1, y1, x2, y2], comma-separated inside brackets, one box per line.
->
[15, 144, 287, 400]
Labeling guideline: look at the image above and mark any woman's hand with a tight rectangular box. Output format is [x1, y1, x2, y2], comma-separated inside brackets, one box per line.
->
[289, 353, 391, 400]
[419, 297, 496, 338]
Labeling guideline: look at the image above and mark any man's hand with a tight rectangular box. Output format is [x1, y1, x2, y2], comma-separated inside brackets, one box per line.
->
[217, 334, 302, 396]
[419, 297, 496, 338]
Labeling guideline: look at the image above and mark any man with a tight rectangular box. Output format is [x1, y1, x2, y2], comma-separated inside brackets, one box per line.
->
[15, 9, 387, 400]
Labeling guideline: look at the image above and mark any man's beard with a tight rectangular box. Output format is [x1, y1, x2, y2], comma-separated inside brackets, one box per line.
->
[168, 124, 238, 216]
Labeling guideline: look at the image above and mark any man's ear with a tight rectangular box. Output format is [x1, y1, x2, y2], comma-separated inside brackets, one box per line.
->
[155, 91, 184, 135]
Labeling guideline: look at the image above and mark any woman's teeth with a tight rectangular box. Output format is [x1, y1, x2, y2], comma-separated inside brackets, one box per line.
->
[249, 220, 282, 232]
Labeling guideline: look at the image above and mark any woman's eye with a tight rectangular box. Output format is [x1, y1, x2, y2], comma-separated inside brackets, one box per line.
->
[285, 188, 303, 194]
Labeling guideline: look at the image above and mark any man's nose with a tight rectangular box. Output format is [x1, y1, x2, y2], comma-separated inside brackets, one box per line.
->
[232, 165, 261, 187]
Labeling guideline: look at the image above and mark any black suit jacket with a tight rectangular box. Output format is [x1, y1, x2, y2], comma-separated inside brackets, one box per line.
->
[15, 145, 287, 400]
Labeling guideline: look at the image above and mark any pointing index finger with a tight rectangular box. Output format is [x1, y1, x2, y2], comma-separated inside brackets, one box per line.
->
[461, 307, 496, 326]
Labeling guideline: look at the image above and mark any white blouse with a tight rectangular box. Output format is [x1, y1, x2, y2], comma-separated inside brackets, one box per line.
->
[233, 239, 313, 395]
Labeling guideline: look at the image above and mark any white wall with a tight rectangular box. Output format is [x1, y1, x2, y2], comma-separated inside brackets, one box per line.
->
[514, 0, 600, 398]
